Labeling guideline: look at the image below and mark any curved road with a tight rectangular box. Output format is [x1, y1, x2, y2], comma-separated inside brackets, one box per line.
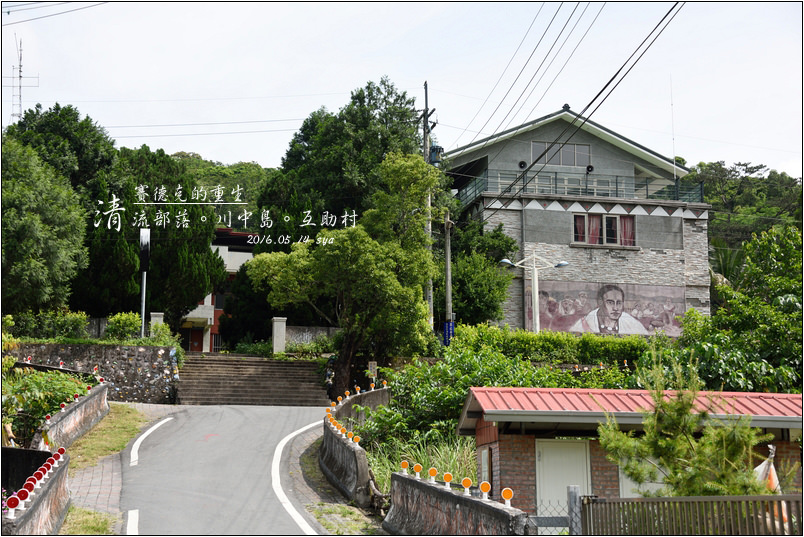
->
[120, 405, 324, 535]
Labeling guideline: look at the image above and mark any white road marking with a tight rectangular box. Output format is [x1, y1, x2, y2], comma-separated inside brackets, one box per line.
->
[130, 417, 173, 467]
[126, 509, 139, 535]
[272, 420, 321, 535]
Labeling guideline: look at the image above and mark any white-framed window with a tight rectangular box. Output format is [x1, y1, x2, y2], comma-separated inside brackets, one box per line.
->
[532, 141, 591, 167]
[573, 214, 635, 246]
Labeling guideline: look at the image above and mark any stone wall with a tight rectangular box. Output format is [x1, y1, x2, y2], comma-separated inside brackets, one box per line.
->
[382, 472, 528, 535]
[9, 343, 179, 404]
[30, 383, 110, 451]
[319, 387, 390, 508]
[286, 325, 340, 345]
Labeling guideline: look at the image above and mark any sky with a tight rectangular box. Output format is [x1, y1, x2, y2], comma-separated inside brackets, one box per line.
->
[2, 2, 802, 177]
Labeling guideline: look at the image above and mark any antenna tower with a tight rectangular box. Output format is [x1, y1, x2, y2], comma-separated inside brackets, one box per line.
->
[3, 36, 39, 123]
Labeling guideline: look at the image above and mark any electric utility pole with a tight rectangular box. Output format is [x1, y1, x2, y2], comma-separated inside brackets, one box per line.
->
[423, 81, 434, 330]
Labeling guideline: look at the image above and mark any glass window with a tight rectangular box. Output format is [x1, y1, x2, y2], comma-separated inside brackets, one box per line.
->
[574, 214, 634, 246]
[561, 144, 576, 166]
[546, 144, 561, 165]
[605, 216, 618, 244]
[574, 215, 586, 242]
[577, 145, 590, 167]
[532, 141, 547, 164]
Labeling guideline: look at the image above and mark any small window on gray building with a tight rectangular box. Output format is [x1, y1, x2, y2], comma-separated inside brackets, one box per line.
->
[532, 141, 591, 167]
[573, 214, 635, 246]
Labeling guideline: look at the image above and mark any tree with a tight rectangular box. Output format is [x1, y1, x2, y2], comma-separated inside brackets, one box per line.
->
[1, 137, 88, 314]
[4, 103, 117, 203]
[685, 161, 802, 249]
[599, 353, 773, 497]
[436, 252, 514, 325]
[260, 77, 422, 232]
[115, 146, 228, 330]
[247, 225, 432, 396]
[433, 220, 519, 325]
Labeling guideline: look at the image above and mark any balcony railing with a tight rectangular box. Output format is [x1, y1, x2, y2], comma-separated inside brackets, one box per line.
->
[457, 169, 703, 207]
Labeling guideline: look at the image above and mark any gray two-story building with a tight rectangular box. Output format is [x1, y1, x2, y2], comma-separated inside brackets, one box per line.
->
[446, 105, 710, 336]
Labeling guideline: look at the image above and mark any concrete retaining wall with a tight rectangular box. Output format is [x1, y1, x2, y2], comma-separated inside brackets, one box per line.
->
[9, 343, 179, 404]
[1, 449, 71, 536]
[319, 387, 390, 507]
[382, 472, 528, 535]
[31, 383, 110, 451]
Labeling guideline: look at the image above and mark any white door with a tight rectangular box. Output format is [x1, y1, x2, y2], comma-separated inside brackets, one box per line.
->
[535, 439, 590, 534]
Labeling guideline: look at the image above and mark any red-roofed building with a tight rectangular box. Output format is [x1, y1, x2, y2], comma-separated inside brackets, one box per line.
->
[457, 387, 803, 515]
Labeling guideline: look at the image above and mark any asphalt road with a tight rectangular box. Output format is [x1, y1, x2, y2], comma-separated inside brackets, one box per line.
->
[120, 405, 324, 535]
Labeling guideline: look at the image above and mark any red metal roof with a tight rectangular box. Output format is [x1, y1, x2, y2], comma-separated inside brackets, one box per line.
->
[457, 387, 803, 435]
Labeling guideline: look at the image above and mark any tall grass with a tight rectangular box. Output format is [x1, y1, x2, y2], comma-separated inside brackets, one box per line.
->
[364, 434, 477, 494]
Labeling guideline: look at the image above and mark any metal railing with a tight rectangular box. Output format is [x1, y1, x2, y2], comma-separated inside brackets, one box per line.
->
[581, 494, 802, 535]
[456, 170, 703, 206]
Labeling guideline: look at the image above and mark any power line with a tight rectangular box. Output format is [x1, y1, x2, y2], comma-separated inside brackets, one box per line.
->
[480, 2, 685, 226]
[3, 2, 71, 14]
[451, 6, 544, 149]
[2, 1, 108, 25]
[113, 128, 298, 139]
[106, 118, 305, 129]
[466, 2, 566, 148]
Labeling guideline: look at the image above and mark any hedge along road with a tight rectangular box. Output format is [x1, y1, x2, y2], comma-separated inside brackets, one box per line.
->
[120, 405, 324, 535]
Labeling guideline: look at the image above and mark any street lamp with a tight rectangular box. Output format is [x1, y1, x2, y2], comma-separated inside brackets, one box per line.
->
[500, 254, 569, 333]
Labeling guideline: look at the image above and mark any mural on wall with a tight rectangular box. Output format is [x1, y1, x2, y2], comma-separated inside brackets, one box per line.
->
[528, 281, 685, 337]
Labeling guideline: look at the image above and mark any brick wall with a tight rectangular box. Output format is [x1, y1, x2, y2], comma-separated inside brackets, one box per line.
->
[589, 439, 621, 499]
[497, 434, 536, 514]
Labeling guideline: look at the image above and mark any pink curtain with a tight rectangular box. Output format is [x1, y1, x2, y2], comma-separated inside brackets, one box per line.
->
[588, 215, 602, 244]
[574, 215, 586, 242]
[620, 215, 635, 246]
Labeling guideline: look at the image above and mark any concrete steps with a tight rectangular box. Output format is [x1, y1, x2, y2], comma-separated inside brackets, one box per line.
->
[177, 354, 331, 406]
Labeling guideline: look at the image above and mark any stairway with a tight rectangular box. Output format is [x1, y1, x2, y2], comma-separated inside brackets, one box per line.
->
[177, 354, 332, 406]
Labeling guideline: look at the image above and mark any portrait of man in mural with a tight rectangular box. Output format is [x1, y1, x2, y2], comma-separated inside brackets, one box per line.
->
[569, 284, 649, 335]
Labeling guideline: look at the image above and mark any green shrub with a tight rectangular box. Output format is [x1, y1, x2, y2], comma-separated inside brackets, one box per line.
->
[3, 366, 92, 447]
[10, 310, 89, 339]
[105, 312, 141, 340]
[234, 340, 273, 357]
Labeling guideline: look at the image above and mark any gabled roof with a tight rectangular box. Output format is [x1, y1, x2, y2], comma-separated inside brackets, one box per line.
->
[457, 387, 803, 435]
[446, 106, 689, 178]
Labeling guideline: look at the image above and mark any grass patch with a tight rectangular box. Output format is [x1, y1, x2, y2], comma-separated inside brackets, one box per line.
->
[59, 505, 117, 535]
[68, 402, 148, 475]
[364, 435, 477, 494]
[309, 503, 381, 535]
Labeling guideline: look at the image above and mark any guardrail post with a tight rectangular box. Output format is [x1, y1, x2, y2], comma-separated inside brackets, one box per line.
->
[567, 485, 581, 535]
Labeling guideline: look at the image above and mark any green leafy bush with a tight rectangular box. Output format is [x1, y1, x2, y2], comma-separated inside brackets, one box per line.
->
[448, 323, 650, 365]
[354, 341, 637, 447]
[10, 309, 89, 339]
[105, 312, 141, 340]
[234, 340, 273, 357]
[3, 366, 92, 447]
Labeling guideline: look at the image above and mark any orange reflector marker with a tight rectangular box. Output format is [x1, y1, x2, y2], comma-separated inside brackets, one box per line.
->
[501, 487, 514, 506]
[347, 431, 354, 439]
[413, 463, 422, 478]
[382, 380, 387, 387]
[331, 402, 336, 407]
[480, 481, 491, 500]
[370, 383, 375, 390]
[428, 467, 437, 482]
[462, 477, 472, 495]
[353, 436, 360, 443]
[355, 386, 361, 393]
[337, 396, 342, 403]
[443, 472, 453, 489]
[401, 460, 410, 472]
[345, 391, 350, 397]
